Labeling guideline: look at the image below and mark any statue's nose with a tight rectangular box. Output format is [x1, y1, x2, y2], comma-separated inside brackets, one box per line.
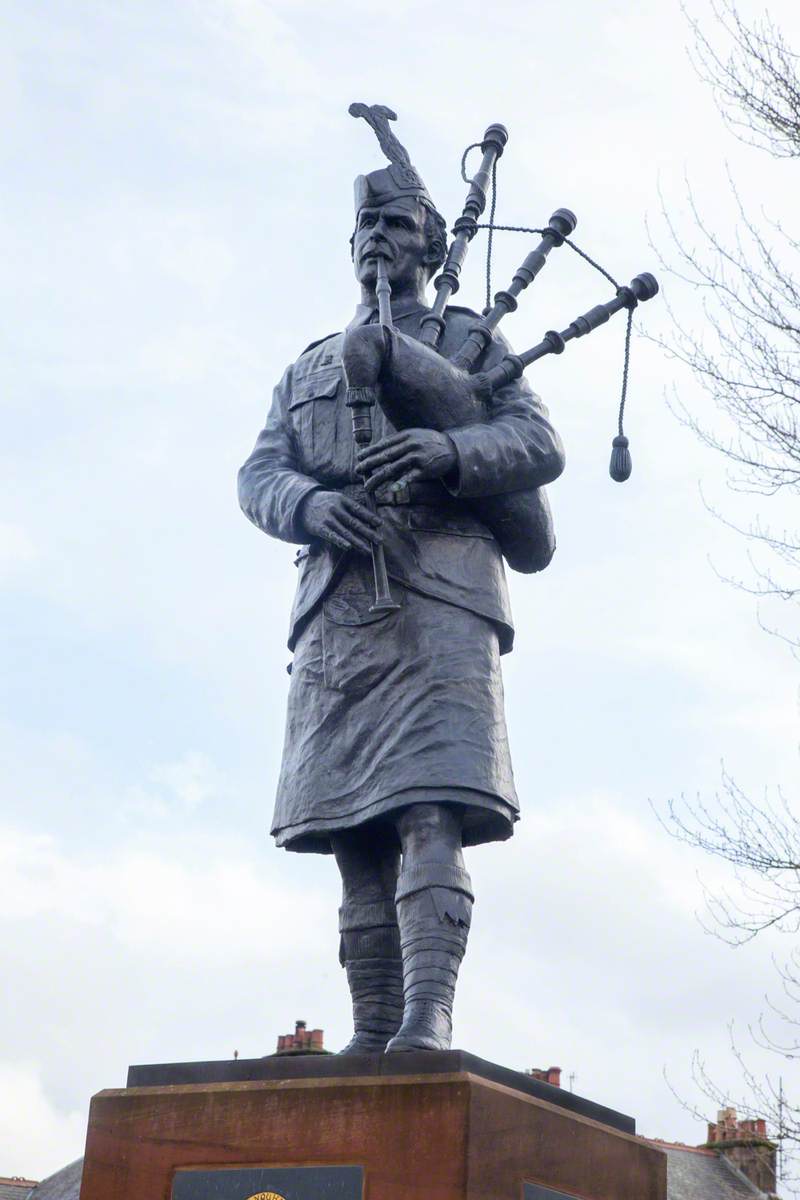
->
[367, 229, 391, 254]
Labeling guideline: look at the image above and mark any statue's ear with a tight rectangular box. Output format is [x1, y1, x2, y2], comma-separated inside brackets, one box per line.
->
[424, 235, 446, 272]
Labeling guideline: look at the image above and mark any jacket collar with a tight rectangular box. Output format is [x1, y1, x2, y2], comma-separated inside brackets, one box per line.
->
[347, 297, 429, 329]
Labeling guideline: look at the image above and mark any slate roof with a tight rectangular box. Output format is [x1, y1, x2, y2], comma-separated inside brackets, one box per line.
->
[25, 1160, 82, 1200]
[662, 1144, 768, 1199]
[0, 1183, 38, 1200]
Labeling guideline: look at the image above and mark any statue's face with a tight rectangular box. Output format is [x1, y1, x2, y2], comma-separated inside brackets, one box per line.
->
[353, 196, 429, 290]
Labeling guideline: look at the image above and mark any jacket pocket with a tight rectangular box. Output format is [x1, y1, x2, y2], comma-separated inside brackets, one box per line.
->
[289, 370, 340, 410]
[289, 369, 348, 476]
[322, 589, 403, 693]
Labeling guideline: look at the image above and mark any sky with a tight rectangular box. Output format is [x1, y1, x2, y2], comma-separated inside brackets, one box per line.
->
[3, 0, 800, 1184]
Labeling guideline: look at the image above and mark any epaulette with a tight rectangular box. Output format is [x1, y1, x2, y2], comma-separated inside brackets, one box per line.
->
[444, 304, 483, 320]
[298, 332, 341, 356]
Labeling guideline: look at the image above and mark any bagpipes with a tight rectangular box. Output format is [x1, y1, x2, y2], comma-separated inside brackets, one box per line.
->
[343, 106, 658, 602]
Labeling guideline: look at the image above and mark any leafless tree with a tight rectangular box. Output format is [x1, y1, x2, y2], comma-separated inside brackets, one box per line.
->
[664, 773, 800, 945]
[661, 774, 800, 1190]
[666, 1025, 797, 1187]
[662, 0, 800, 947]
[687, 0, 800, 158]
[660, 1, 800, 634]
[657, 4, 800, 1187]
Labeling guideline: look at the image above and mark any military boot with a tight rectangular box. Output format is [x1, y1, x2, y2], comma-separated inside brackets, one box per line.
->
[338, 899, 404, 1054]
[385, 863, 473, 1053]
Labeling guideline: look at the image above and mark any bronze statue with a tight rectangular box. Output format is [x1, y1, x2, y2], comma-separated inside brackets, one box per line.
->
[238, 104, 656, 1054]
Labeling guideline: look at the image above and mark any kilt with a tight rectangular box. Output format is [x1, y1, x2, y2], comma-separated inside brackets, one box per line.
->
[272, 558, 519, 853]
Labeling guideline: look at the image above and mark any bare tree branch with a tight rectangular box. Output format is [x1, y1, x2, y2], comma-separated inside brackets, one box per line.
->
[654, 8, 800, 1192]
[651, 5, 800, 639]
[684, 0, 800, 159]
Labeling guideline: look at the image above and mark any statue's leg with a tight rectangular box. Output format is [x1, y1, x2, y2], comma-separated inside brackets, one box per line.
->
[386, 803, 473, 1053]
[332, 824, 404, 1055]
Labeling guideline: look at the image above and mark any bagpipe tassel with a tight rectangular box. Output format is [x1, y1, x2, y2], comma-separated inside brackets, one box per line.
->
[609, 434, 632, 482]
[609, 303, 636, 482]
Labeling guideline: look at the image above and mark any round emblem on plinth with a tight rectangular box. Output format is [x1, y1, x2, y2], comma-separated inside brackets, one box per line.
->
[247, 1193, 286, 1200]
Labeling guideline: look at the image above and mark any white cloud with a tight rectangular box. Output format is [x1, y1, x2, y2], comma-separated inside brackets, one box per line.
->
[0, 824, 328, 962]
[106, 204, 236, 300]
[0, 1062, 85, 1181]
[457, 792, 784, 1141]
[0, 522, 36, 575]
[137, 323, 264, 384]
[195, 0, 321, 94]
[150, 750, 222, 811]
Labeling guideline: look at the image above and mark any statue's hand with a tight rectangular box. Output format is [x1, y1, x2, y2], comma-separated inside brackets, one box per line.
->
[358, 429, 457, 493]
[300, 490, 383, 555]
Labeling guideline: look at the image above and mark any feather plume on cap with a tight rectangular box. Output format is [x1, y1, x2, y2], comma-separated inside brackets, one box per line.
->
[349, 102, 435, 216]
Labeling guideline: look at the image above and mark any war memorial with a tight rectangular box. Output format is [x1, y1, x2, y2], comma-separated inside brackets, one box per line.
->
[77, 105, 663, 1200]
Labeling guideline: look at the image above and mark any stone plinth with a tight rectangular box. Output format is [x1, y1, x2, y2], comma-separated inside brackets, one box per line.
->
[79, 1053, 666, 1200]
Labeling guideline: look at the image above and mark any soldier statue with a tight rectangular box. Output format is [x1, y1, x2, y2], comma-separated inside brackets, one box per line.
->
[238, 105, 565, 1054]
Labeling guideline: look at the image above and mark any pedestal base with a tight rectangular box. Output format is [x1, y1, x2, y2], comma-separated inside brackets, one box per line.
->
[79, 1055, 666, 1200]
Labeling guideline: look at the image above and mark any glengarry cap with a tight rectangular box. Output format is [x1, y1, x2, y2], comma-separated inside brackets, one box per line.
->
[350, 103, 435, 216]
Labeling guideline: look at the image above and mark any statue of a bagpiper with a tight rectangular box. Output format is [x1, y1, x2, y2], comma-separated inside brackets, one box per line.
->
[238, 104, 657, 1053]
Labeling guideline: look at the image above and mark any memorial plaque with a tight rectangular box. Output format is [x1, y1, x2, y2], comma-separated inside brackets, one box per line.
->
[171, 1165, 363, 1200]
[524, 1185, 583, 1200]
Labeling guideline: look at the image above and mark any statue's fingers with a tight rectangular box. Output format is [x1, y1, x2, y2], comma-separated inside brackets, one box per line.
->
[341, 497, 382, 528]
[358, 450, 403, 474]
[338, 512, 381, 549]
[344, 521, 382, 547]
[357, 440, 409, 469]
[363, 457, 414, 491]
[358, 431, 407, 454]
[362, 467, 394, 492]
[324, 525, 352, 552]
[334, 529, 372, 556]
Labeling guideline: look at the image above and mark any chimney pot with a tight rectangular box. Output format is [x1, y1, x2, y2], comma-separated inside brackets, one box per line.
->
[704, 1107, 776, 1194]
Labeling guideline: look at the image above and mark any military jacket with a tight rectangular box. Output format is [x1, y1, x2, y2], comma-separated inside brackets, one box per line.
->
[238, 300, 564, 654]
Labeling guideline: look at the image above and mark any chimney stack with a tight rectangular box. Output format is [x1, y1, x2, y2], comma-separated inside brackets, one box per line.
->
[274, 1019, 328, 1056]
[703, 1107, 777, 1195]
[526, 1066, 562, 1088]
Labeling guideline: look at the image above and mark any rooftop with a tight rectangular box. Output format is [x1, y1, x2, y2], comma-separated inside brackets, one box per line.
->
[0, 1182, 38, 1200]
[26, 1160, 83, 1200]
[652, 1142, 772, 1199]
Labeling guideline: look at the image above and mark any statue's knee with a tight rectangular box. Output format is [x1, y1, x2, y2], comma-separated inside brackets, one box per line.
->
[333, 828, 400, 906]
[396, 803, 463, 860]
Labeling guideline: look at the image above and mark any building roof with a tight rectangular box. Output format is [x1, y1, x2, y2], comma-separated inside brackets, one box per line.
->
[660, 1144, 768, 1199]
[0, 1182, 38, 1200]
[26, 1160, 82, 1200]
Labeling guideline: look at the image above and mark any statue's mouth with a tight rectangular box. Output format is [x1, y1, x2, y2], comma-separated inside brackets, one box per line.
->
[362, 242, 393, 263]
